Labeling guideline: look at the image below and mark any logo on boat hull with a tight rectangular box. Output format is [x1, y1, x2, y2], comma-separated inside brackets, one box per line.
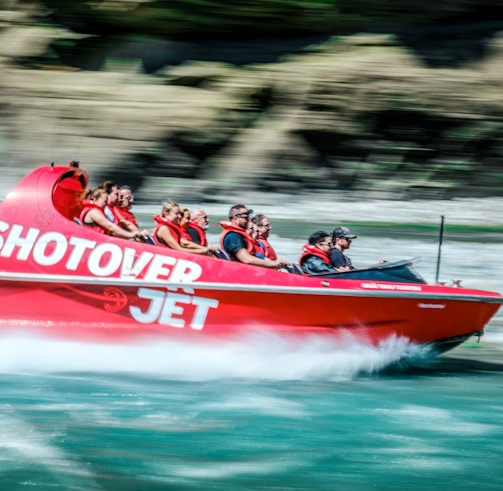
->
[418, 303, 446, 309]
[361, 281, 422, 292]
[131, 287, 219, 329]
[0, 221, 202, 282]
[0, 221, 220, 330]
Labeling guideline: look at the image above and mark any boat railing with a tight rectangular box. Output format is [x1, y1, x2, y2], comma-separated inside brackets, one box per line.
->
[308, 258, 427, 284]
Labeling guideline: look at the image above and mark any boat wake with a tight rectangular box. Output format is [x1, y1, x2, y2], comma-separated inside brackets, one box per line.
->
[0, 330, 434, 382]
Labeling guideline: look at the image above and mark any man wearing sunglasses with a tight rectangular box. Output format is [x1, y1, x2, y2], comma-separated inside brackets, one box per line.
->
[331, 226, 388, 271]
[219, 204, 287, 269]
[299, 231, 339, 275]
[188, 208, 210, 246]
[330, 226, 357, 272]
[251, 213, 277, 260]
[115, 185, 140, 232]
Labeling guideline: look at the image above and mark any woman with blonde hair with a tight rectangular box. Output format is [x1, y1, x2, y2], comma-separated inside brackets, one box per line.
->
[153, 200, 213, 255]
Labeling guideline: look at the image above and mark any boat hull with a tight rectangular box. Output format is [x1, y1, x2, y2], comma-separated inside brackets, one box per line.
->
[0, 163, 501, 354]
[0, 275, 499, 350]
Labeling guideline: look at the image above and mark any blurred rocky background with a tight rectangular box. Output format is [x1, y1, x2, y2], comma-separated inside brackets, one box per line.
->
[1, 0, 502, 202]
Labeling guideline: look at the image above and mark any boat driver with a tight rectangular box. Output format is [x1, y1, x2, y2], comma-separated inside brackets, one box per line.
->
[219, 204, 288, 269]
[330, 226, 357, 272]
[331, 226, 388, 271]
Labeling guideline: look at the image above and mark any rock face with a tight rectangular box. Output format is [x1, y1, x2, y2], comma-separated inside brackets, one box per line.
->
[0, 5, 502, 202]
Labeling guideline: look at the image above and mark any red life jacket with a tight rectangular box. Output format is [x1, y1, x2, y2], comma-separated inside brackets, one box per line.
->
[187, 221, 208, 247]
[114, 206, 139, 228]
[152, 215, 184, 247]
[259, 235, 277, 260]
[180, 227, 192, 242]
[218, 222, 255, 255]
[104, 205, 120, 225]
[252, 239, 266, 258]
[79, 200, 108, 235]
[299, 243, 331, 265]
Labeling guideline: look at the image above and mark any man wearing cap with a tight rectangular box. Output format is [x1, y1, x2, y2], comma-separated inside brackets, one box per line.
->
[330, 226, 357, 271]
[219, 204, 287, 269]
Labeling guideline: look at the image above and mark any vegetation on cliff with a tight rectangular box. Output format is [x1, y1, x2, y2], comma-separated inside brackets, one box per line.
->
[31, 1, 503, 41]
[1, 1, 502, 200]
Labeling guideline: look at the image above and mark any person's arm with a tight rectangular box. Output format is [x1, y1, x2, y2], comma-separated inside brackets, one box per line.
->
[329, 248, 352, 271]
[302, 256, 337, 275]
[157, 227, 211, 255]
[115, 208, 139, 232]
[86, 209, 136, 240]
[224, 233, 286, 268]
[329, 248, 344, 267]
[180, 236, 211, 255]
[156, 226, 188, 251]
[235, 248, 283, 269]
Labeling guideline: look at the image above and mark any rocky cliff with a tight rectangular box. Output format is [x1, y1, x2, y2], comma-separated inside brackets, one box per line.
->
[0, 2, 502, 202]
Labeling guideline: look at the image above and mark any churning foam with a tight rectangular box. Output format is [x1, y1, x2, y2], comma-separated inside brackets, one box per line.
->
[0, 329, 434, 381]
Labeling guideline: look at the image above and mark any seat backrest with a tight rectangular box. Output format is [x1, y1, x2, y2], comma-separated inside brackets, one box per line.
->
[52, 170, 87, 221]
[213, 249, 231, 260]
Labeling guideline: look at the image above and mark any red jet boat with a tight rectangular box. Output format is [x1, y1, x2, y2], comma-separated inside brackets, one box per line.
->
[0, 162, 501, 353]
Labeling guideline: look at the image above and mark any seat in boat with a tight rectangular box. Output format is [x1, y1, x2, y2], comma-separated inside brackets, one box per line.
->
[52, 164, 88, 222]
[213, 249, 231, 260]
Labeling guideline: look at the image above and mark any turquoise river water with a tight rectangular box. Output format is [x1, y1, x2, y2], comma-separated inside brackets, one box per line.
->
[0, 222, 502, 491]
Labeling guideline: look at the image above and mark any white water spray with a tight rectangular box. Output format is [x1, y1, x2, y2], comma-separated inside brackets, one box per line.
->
[0, 330, 432, 381]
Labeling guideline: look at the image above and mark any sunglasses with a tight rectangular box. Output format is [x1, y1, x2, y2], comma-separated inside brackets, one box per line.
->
[320, 241, 333, 246]
[121, 195, 134, 201]
[234, 212, 250, 218]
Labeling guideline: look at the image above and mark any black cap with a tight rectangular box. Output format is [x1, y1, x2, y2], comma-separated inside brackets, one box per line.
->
[332, 226, 357, 239]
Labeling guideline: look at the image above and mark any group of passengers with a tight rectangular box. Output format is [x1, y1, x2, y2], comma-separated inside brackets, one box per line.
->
[80, 181, 147, 241]
[220, 204, 290, 269]
[80, 181, 215, 255]
[79, 181, 371, 275]
[152, 200, 217, 256]
[299, 228, 356, 275]
[299, 227, 388, 275]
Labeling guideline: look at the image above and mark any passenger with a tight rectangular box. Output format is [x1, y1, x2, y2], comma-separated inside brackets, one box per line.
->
[330, 226, 357, 272]
[97, 180, 121, 224]
[80, 187, 142, 240]
[219, 204, 287, 269]
[331, 226, 388, 270]
[153, 200, 213, 255]
[114, 185, 139, 232]
[299, 231, 339, 275]
[251, 213, 277, 260]
[187, 208, 210, 246]
[247, 221, 266, 259]
[179, 207, 193, 241]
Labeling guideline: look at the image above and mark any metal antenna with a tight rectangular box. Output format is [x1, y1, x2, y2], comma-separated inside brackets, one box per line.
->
[435, 215, 445, 284]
